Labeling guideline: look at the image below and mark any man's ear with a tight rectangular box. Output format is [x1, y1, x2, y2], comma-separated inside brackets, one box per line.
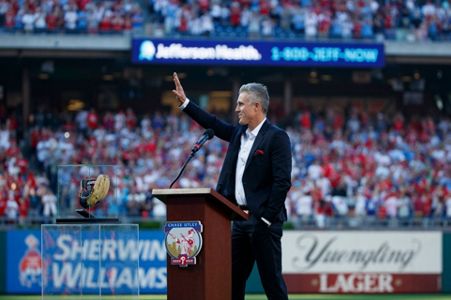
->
[255, 101, 261, 112]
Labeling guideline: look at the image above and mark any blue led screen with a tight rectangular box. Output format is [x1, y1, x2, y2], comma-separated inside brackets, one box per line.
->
[132, 38, 384, 68]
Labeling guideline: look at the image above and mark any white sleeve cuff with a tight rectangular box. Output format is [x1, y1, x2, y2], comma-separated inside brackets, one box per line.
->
[179, 98, 190, 110]
[261, 217, 271, 226]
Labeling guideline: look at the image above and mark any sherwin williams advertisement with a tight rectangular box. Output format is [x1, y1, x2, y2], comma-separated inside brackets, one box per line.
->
[6, 230, 166, 294]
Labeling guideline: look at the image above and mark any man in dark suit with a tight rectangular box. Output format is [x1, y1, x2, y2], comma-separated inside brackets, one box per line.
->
[172, 72, 291, 300]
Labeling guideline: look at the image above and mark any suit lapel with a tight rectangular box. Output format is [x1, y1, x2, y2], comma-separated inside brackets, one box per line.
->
[222, 126, 245, 176]
[245, 120, 270, 171]
[217, 126, 245, 198]
[229, 126, 245, 162]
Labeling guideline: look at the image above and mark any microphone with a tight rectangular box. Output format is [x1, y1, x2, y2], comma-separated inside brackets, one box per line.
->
[191, 128, 214, 154]
[169, 128, 215, 188]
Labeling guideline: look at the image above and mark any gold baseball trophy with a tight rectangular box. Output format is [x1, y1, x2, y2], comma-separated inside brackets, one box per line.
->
[41, 164, 139, 299]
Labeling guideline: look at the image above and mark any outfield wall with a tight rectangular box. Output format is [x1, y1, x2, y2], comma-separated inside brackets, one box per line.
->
[282, 231, 442, 293]
[443, 234, 451, 293]
[0, 231, 5, 294]
[1, 229, 448, 294]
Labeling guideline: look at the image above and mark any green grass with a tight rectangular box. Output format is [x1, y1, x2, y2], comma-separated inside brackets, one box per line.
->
[1, 295, 451, 300]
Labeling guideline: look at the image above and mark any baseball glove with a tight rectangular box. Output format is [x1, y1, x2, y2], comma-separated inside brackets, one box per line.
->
[79, 174, 110, 209]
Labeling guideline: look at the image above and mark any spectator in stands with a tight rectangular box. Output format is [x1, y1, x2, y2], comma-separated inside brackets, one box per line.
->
[6, 191, 18, 221]
[64, 4, 78, 33]
[41, 186, 57, 218]
[35, 7, 47, 32]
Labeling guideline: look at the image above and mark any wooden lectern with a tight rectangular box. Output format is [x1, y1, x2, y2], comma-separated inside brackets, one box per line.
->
[152, 188, 248, 300]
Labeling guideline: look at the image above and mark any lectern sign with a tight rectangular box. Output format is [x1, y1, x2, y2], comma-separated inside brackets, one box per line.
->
[164, 221, 203, 267]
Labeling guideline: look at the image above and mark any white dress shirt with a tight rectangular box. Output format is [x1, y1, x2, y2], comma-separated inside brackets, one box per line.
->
[235, 118, 266, 206]
[180, 98, 190, 110]
[235, 118, 272, 226]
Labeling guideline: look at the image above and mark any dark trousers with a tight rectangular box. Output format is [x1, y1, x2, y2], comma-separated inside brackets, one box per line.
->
[231, 216, 288, 300]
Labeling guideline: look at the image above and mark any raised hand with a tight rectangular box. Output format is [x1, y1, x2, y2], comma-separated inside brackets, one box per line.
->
[172, 72, 186, 105]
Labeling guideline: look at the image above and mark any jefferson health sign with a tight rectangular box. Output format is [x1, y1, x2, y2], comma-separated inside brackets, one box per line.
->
[6, 230, 167, 294]
[132, 38, 384, 68]
[282, 231, 442, 293]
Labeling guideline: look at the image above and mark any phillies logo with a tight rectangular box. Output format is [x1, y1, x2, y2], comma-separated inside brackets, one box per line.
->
[164, 221, 203, 267]
[19, 235, 42, 288]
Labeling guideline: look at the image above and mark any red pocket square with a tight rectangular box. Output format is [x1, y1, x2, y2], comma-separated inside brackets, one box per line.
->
[255, 149, 265, 156]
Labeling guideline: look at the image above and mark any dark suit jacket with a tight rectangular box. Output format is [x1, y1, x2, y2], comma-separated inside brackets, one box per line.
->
[184, 101, 292, 224]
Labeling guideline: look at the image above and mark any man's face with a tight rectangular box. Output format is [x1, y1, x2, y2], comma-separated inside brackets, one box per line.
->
[235, 92, 258, 125]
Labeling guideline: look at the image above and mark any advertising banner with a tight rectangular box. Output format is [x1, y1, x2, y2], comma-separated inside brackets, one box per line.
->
[282, 231, 442, 293]
[442, 233, 451, 292]
[6, 230, 167, 294]
[41, 224, 140, 296]
[0, 231, 5, 293]
[132, 38, 385, 68]
[6, 230, 443, 294]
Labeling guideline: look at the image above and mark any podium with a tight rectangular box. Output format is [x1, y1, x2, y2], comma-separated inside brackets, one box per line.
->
[152, 188, 248, 300]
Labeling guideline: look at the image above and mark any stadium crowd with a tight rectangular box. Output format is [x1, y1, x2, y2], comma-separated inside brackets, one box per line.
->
[0, 0, 144, 33]
[148, 0, 451, 41]
[0, 0, 450, 41]
[0, 103, 450, 228]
